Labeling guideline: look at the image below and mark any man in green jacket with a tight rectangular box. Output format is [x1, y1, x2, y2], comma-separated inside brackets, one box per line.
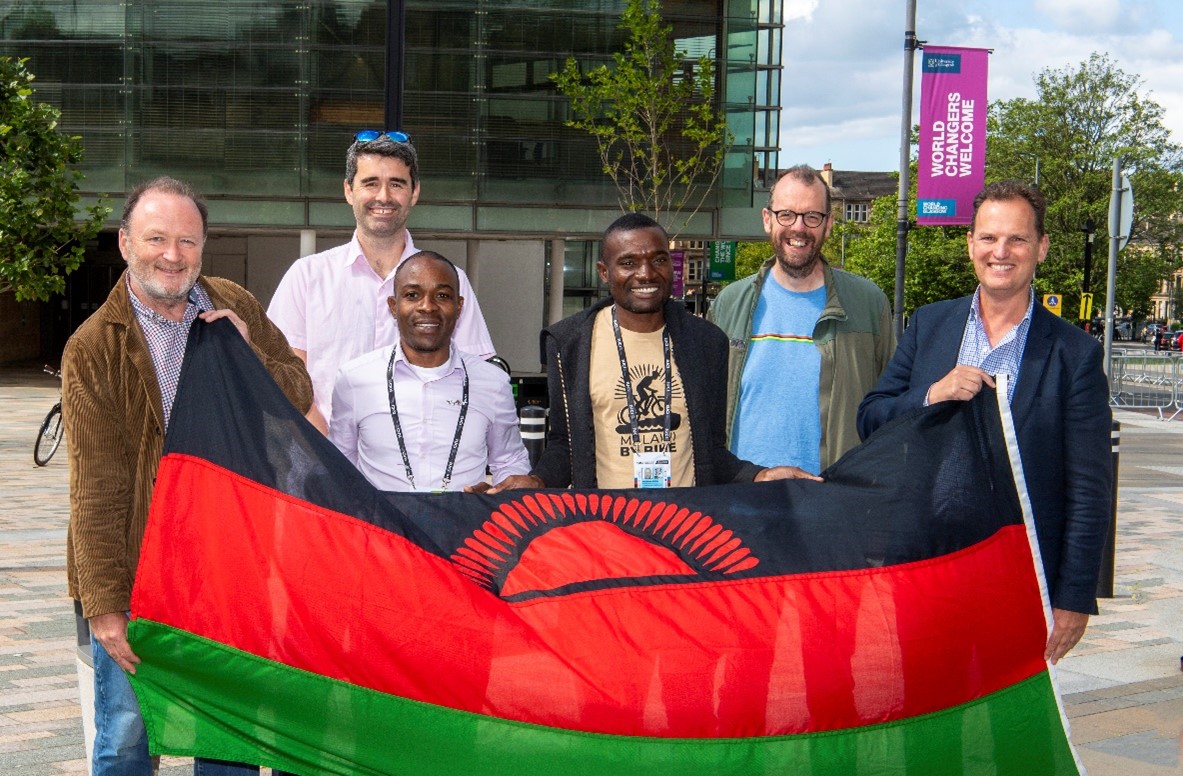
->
[709, 165, 895, 474]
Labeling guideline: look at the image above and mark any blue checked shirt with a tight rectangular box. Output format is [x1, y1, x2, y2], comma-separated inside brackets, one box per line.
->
[955, 286, 1035, 404]
[126, 277, 213, 429]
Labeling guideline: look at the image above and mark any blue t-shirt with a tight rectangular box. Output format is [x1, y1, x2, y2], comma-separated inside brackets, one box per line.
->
[731, 279, 826, 474]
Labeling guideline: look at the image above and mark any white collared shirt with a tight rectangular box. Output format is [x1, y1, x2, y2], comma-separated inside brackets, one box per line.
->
[267, 231, 496, 424]
[329, 343, 529, 492]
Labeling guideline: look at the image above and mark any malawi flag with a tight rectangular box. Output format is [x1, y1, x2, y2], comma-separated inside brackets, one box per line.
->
[128, 321, 1082, 775]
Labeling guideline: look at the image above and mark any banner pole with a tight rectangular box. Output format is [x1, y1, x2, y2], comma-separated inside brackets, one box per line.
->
[894, 0, 919, 338]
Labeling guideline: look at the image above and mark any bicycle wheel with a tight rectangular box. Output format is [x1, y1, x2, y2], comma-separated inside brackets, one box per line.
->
[34, 404, 64, 466]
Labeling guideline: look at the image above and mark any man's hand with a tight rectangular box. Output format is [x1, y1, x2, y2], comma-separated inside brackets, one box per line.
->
[485, 474, 546, 494]
[1045, 608, 1090, 664]
[755, 466, 824, 483]
[463, 482, 492, 494]
[926, 365, 995, 404]
[89, 611, 141, 674]
[199, 309, 250, 344]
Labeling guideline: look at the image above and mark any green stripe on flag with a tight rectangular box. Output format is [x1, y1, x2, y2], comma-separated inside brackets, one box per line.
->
[128, 619, 1079, 775]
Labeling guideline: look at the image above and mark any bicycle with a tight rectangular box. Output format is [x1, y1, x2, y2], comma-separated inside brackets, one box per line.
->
[34, 366, 64, 466]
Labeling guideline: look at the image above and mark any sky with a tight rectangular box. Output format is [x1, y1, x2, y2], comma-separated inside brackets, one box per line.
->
[779, 0, 1183, 172]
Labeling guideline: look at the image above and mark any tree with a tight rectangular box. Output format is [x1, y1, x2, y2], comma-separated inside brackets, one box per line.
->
[1117, 165, 1183, 323]
[840, 192, 979, 313]
[842, 53, 1183, 319]
[552, 0, 729, 236]
[0, 56, 107, 302]
[733, 240, 771, 281]
[986, 53, 1182, 318]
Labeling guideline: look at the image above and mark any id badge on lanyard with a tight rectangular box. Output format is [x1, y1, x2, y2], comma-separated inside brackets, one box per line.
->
[633, 450, 672, 489]
[612, 307, 674, 489]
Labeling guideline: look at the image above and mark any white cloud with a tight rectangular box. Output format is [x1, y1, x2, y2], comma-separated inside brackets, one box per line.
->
[784, 0, 820, 23]
[1033, 0, 1123, 29]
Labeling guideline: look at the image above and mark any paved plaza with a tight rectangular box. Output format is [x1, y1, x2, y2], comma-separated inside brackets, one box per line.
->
[2, 362, 1181, 774]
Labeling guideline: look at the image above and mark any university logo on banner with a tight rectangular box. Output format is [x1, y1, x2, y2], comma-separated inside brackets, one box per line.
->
[917, 46, 989, 225]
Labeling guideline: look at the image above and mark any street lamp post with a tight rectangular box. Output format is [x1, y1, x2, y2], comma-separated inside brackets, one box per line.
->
[1081, 217, 1095, 328]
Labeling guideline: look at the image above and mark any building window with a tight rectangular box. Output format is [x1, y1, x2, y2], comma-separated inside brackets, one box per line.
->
[844, 202, 870, 222]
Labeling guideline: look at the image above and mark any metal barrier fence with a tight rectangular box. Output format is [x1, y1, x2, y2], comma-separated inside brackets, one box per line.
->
[1110, 352, 1182, 420]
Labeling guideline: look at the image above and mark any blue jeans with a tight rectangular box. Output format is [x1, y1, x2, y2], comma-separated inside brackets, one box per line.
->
[91, 632, 151, 776]
[91, 631, 284, 776]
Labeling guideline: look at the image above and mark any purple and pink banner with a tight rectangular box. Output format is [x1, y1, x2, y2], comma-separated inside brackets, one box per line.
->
[917, 46, 989, 225]
[671, 249, 685, 298]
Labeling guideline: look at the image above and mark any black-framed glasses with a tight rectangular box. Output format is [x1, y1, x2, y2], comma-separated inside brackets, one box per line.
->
[354, 130, 411, 144]
[768, 208, 828, 228]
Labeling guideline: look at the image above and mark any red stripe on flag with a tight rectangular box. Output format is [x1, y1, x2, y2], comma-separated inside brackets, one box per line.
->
[134, 454, 1050, 739]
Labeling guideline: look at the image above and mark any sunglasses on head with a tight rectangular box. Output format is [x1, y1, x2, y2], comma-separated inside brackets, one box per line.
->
[354, 130, 411, 144]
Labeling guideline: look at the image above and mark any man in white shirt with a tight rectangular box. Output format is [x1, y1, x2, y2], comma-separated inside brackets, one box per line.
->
[269, 132, 495, 432]
[330, 251, 529, 492]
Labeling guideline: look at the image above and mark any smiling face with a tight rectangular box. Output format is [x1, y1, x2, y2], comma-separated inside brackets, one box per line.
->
[345, 154, 420, 242]
[119, 189, 205, 319]
[388, 255, 463, 368]
[598, 226, 673, 333]
[967, 197, 1049, 304]
[763, 175, 833, 287]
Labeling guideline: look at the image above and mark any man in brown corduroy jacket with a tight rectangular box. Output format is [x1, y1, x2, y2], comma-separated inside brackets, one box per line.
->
[61, 176, 312, 775]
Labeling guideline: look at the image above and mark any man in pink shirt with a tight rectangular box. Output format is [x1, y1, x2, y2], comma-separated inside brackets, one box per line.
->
[269, 132, 495, 432]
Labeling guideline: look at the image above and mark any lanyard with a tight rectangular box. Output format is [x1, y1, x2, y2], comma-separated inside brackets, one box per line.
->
[385, 348, 469, 491]
[611, 305, 672, 444]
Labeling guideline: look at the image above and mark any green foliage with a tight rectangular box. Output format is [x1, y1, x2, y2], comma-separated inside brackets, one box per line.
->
[841, 192, 978, 313]
[985, 53, 1182, 318]
[0, 56, 108, 302]
[733, 240, 771, 281]
[1119, 165, 1183, 322]
[844, 53, 1182, 319]
[551, 0, 729, 237]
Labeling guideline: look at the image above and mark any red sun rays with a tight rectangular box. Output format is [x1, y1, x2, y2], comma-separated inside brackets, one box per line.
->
[449, 492, 760, 594]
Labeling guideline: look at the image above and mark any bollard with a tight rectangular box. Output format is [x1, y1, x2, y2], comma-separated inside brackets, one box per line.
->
[1096, 419, 1120, 598]
[519, 405, 547, 468]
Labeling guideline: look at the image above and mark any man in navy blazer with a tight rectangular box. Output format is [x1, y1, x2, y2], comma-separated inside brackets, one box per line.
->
[857, 180, 1112, 664]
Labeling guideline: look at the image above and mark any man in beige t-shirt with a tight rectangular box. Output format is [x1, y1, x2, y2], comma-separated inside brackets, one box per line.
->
[491, 213, 819, 491]
[588, 318, 695, 487]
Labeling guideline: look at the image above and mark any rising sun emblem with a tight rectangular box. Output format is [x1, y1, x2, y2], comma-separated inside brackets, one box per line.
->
[449, 492, 759, 600]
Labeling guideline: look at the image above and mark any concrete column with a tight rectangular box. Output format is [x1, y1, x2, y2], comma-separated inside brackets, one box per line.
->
[299, 229, 317, 258]
[548, 238, 566, 325]
[466, 238, 481, 294]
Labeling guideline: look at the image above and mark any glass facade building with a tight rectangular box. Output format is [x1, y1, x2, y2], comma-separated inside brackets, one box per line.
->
[2, 0, 781, 233]
[2, 0, 783, 366]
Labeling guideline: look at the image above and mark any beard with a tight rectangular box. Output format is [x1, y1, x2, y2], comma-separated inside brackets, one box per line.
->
[774, 241, 823, 280]
[126, 249, 200, 305]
